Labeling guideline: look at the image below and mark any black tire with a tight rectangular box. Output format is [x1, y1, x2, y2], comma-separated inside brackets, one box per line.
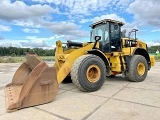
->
[126, 55, 148, 82]
[71, 54, 106, 92]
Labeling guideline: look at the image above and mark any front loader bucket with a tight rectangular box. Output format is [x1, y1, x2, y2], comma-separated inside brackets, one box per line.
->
[5, 53, 58, 112]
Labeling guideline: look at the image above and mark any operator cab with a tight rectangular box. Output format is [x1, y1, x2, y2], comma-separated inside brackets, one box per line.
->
[90, 19, 124, 52]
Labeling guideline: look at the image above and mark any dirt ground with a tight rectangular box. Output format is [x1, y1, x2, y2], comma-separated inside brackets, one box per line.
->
[0, 62, 160, 120]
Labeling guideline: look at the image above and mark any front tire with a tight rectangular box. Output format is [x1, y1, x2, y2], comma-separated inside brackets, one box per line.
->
[126, 55, 148, 82]
[71, 54, 106, 92]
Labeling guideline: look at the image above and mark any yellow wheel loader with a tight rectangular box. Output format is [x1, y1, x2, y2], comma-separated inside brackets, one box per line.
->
[5, 19, 155, 112]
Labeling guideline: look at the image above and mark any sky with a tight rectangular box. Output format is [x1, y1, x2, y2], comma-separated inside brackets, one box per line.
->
[0, 0, 160, 49]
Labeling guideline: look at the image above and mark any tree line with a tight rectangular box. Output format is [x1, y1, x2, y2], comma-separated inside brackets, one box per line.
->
[0, 47, 56, 56]
[0, 45, 159, 56]
[148, 45, 160, 53]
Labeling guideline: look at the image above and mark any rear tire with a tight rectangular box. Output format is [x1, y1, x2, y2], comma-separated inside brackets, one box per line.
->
[71, 54, 106, 92]
[126, 55, 148, 82]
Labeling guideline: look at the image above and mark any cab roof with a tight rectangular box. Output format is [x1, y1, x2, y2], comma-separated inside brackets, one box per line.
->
[90, 19, 124, 28]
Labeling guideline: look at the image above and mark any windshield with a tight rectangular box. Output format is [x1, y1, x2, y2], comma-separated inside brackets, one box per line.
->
[90, 24, 108, 42]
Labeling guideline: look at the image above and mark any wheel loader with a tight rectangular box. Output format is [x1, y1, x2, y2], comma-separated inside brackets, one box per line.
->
[5, 19, 155, 112]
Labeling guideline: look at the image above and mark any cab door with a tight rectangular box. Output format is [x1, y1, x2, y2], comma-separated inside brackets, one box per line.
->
[109, 23, 122, 51]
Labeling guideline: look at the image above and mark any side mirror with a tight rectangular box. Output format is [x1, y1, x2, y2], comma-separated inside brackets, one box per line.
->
[92, 36, 101, 49]
[95, 36, 101, 41]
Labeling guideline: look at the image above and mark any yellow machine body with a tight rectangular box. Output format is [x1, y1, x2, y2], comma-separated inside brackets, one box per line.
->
[54, 38, 155, 79]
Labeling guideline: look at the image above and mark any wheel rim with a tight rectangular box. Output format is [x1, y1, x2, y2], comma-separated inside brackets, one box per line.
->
[137, 62, 145, 76]
[86, 65, 101, 83]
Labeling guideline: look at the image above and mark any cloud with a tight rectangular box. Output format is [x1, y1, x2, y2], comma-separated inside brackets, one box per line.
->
[19, 19, 90, 39]
[0, 36, 54, 49]
[0, 0, 90, 42]
[80, 13, 131, 25]
[91, 13, 140, 37]
[117, 0, 131, 6]
[79, 19, 91, 24]
[22, 28, 40, 33]
[0, 42, 13, 47]
[93, 14, 126, 23]
[32, 0, 46, 3]
[13, 19, 42, 28]
[0, 36, 4, 40]
[0, 0, 58, 21]
[151, 29, 160, 32]
[0, 39, 22, 47]
[49, 35, 64, 40]
[32, 0, 113, 15]
[92, 14, 134, 28]
[79, 14, 126, 24]
[46, 22, 89, 38]
[0, 25, 11, 32]
[20, 40, 50, 48]
[127, 0, 160, 27]
[147, 42, 160, 47]
[12, 18, 89, 40]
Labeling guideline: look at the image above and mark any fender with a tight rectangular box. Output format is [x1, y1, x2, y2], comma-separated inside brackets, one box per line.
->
[132, 48, 151, 69]
[87, 49, 110, 76]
